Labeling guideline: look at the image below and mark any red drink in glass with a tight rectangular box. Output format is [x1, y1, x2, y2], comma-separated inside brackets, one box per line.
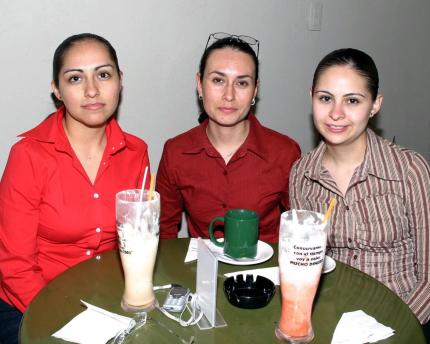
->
[276, 210, 328, 343]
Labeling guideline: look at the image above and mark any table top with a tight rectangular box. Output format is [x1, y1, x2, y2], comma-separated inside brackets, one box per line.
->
[20, 238, 425, 343]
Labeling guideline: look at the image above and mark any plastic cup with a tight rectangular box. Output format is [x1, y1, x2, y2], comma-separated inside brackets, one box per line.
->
[276, 210, 328, 343]
[116, 189, 160, 312]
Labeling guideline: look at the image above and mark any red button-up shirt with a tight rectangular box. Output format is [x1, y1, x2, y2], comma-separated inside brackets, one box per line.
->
[156, 114, 300, 243]
[0, 107, 149, 312]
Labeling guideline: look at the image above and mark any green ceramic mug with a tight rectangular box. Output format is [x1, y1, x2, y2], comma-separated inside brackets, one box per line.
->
[209, 209, 259, 258]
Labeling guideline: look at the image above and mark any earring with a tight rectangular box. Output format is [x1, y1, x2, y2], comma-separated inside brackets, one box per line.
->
[370, 111, 374, 117]
[251, 98, 256, 106]
[198, 95, 203, 100]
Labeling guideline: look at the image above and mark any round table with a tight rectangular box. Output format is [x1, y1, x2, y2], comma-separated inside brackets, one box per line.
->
[20, 238, 425, 343]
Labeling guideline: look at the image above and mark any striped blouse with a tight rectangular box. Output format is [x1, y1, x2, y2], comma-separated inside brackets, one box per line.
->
[289, 129, 430, 323]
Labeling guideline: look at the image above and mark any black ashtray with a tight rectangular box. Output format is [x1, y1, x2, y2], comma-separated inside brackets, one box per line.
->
[223, 274, 275, 309]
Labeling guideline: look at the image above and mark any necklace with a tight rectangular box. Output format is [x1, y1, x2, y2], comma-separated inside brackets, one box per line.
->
[204, 126, 245, 161]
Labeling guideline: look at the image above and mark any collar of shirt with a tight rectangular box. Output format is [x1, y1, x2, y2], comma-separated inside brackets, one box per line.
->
[17, 106, 135, 156]
[304, 128, 402, 183]
[181, 113, 270, 162]
[359, 129, 402, 181]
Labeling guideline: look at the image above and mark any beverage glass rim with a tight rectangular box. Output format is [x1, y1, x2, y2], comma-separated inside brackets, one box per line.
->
[281, 209, 324, 222]
[116, 189, 160, 203]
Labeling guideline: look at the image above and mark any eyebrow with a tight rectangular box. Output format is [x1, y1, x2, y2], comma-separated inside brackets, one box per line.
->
[314, 90, 367, 98]
[63, 64, 115, 74]
[208, 70, 254, 79]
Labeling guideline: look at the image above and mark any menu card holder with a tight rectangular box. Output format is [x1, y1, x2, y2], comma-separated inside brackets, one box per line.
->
[195, 238, 227, 330]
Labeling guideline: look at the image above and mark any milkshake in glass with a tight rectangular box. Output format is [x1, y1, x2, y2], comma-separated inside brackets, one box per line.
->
[116, 189, 160, 312]
[276, 210, 328, 343]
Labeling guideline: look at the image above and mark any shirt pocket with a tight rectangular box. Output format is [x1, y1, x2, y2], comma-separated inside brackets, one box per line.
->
[354, 193, 409, 251]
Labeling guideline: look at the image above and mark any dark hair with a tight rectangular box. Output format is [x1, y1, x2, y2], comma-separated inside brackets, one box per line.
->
[199, 37, 259, 84]
[311, 48, 379, 100]
[198, 37, 259, 122]
[52, 33, 120, 87]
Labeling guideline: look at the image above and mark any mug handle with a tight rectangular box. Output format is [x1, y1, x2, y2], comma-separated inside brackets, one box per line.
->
[209, 216, 225, 247]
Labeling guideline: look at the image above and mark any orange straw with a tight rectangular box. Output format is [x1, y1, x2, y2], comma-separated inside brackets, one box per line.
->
[323, 198, 336, 223]
[148, 173, 156, 201]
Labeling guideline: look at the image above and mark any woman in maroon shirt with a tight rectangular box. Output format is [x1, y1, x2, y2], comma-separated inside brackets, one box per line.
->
[156, 33, 300, 242]
[0, 33, 149, 344]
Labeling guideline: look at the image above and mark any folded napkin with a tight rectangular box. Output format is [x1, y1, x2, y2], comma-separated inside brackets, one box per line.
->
[224, 267, 280, 285]
[331, 310, 395, 344]
[52, 300, 132, 344]
[184, 238, 223, 262]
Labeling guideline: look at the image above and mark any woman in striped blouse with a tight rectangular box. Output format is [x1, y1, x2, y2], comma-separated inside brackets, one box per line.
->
[289, 48, 430, 337]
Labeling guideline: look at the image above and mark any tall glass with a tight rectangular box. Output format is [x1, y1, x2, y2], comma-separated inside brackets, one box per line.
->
[116, 189, 160, 312]
[276, 210, 328, 343]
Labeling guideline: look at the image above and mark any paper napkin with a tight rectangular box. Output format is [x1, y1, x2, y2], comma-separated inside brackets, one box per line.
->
[224, 267, 280, 285]
[331, 310, 395, 344]
[184, 238, 222, 262]
[52, 300, 132, 344]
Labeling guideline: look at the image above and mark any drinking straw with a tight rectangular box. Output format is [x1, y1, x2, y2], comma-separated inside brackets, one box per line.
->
[134, 166, 148, 228]
[148, 173, 156, 201]
[292, 208, 298, 224]
[323, 198, 336, 223]
[139, 166, 149, 202]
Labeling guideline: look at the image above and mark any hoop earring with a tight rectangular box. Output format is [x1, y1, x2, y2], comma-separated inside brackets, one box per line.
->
[251, 98, 256, 106]
[198, 95, 203, 100]
[370, 111, 374, 118]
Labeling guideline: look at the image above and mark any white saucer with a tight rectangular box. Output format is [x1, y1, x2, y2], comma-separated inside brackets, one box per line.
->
[322, 255, 336, 274]
[209, 240, 274, 266]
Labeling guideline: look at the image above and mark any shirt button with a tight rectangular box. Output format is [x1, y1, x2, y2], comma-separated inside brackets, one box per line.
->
[111, 146, 115, 150]
[103, 162, 106, 165]
[347, 238, 352, 243]
[96, 255, 101, 260]
[93, 193, 100, 199]
[345, 205, 350, 210]
[119, 142, 123, 146]
[96, 227, 101, 233]
[86, 250, 91, 256]
[353, 254, 358, 260]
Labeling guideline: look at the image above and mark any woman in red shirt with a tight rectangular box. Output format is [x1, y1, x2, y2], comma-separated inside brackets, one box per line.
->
[0, 33, 150, 343]
[156, 33, 300, 242]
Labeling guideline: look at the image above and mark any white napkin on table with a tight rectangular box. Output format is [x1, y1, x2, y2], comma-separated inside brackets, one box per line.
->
[224, 267, 280, 285]
[331, 310, 395, 344]
[52, 300, 132, 344]
[184, 238, 222, 262]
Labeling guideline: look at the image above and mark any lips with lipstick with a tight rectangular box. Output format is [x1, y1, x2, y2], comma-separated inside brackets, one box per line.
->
[218, 107, 238, 114]
[82, 103, 104, 110]
[326, 124, 348, 133]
